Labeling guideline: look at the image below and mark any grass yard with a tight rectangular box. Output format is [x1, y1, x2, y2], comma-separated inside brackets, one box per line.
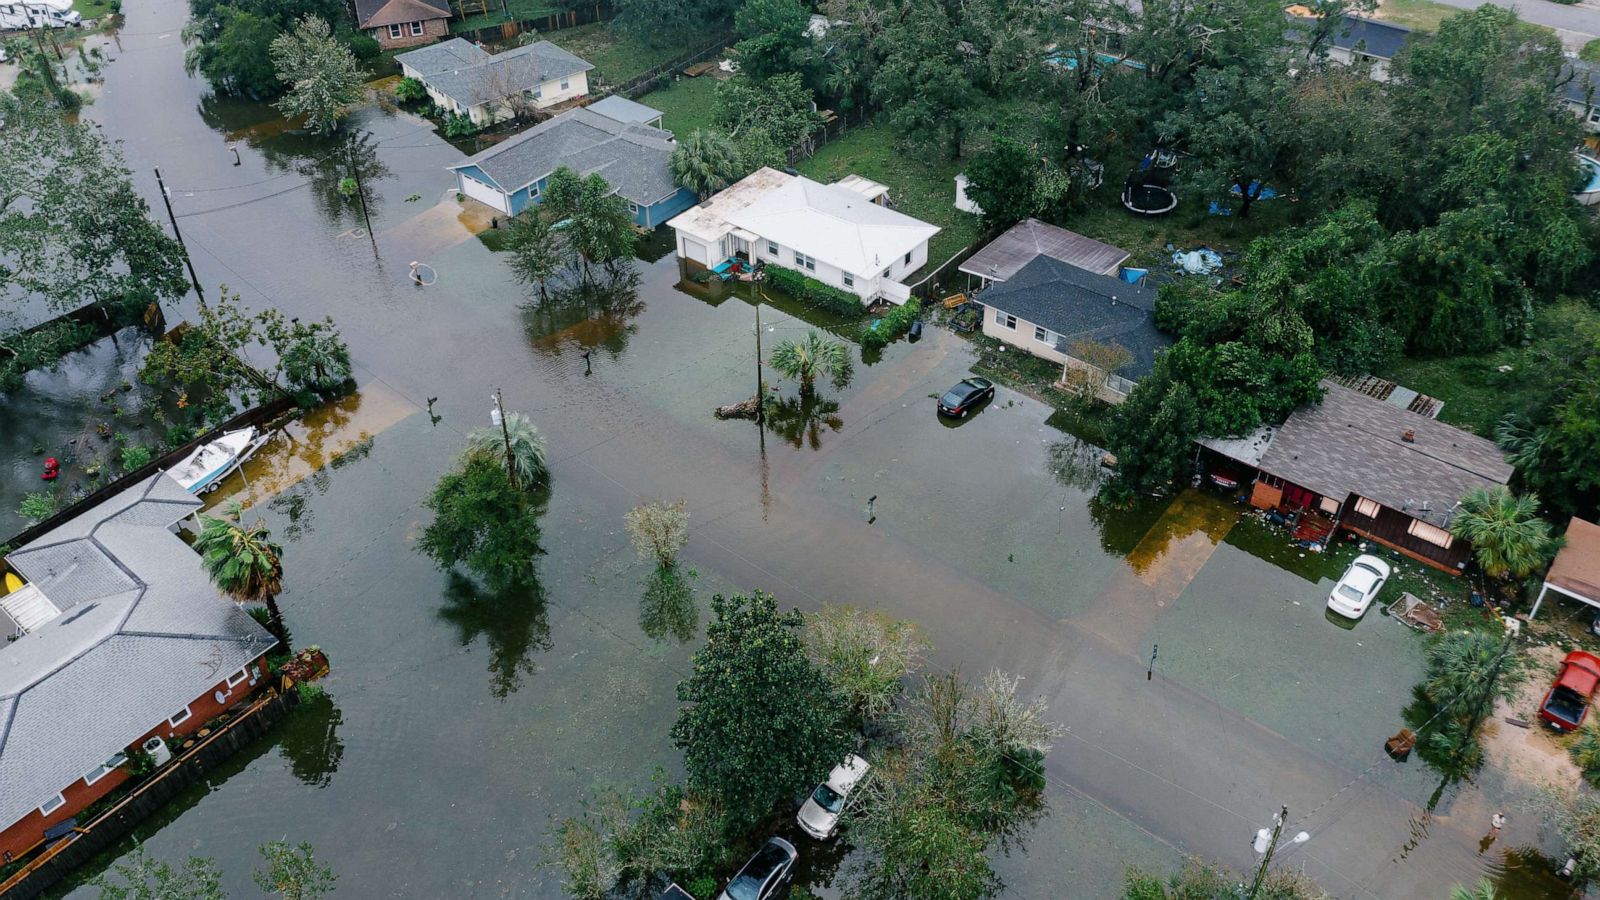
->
[796, 123, 981, 278]
[544, 21, 688, 88]
[1372, 0, 1461, 32]
[452, 0, 562, 34]
[636, 74, 721, 135]
[71, 0, 116, 18]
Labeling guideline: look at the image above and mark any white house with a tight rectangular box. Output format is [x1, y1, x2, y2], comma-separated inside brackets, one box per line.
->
[0, 0, 81, 29]
[396, 38, 592, 127]
[668, 167, 940, 305]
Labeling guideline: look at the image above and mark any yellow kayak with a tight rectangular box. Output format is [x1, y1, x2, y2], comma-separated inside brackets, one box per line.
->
[2, 572, 21, 596]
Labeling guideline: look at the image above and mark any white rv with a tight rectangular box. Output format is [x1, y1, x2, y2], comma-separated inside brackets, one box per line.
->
[0, 0, 84, 30]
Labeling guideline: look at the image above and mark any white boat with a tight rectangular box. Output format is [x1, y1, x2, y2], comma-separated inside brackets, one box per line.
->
[169, 427, 259, 494]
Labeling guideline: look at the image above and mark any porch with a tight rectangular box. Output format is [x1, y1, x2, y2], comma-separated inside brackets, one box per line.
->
[1339, 501, 1470, 573]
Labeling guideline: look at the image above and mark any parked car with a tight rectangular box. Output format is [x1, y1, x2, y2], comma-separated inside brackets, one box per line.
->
[1540, 651, 1600, 732]
[1325, 554, 1391, 619]
[937, 376, 995, 417]
[717, 837, 797, 900]
[797, 754, 871, 839]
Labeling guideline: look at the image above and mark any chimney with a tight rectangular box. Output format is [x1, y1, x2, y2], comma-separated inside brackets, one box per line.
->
[1401, 428, 1415, 443]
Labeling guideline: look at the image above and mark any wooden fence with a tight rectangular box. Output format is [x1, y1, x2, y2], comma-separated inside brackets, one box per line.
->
[605, 35, 732, 101]
[907, 227, 997, 301]
[450, 2, 611, 47]
[0, 300, 164, 371]
[0, 693, 294, 899]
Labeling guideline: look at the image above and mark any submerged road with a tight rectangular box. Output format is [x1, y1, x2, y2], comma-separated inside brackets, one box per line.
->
[62, 4, 1565, 897]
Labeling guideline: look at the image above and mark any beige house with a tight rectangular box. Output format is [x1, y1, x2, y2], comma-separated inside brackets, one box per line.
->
[397, 39, 593, 127]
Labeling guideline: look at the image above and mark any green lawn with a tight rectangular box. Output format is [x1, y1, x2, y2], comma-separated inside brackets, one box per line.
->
[71, 0, 115, 18]
[544, 21, 688, 88]
[1372, 0, 1460, 32]
[796, 123, 982, 278]
[452, 0, 562, 34]
[636, 75, 720, 135]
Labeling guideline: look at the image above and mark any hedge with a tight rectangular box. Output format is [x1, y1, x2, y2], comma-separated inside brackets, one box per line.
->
[860, 298, 923, 351]
[762, 266, 865, 317]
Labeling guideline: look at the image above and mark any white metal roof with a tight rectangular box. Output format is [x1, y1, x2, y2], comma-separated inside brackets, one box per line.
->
[667, 166, 795, 245]
[724, 170, 939, 276]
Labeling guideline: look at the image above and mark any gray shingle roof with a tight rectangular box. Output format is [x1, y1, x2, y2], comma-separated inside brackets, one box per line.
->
[961, 218, 1129, 281]
[450, 106, 680, 205]
[0, 473, 277, 831]
[1326, 15, 1411, 60]
[977, 255, 1170, 378]
[1255, 381, 1513, 527]
[1561, 59, 1600, 107]
[401, 39, 593, 109]
[586, 95, 664, 126]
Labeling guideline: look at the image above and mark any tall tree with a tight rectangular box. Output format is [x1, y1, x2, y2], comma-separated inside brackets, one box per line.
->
[1162, 61, 1295, 218]
[182, 0, 345, 97]
[419, 450, 545, 591]
[671, 592, 852, 827]
[803, 604, 928, 721]
[270, 16, 363, 133]
[505, 210, 566, 299]
[1449, 486, 1563, 579]
[713, 72, 822, 167]
[192, 504, 290, 647]
[769, 330, 853, 395]
[669, 128, 746, 199]
[613, 0, 739, 47]
[465, 411, 548, 488]
[871, 0, 980, 159]
[734, 0, 815, 82]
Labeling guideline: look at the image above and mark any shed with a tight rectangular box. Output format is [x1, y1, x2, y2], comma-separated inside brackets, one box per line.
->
[960, 218, 1129, 284]
[1531, 517, 1600, 619]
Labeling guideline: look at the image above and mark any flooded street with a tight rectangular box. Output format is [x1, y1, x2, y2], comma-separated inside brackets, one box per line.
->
[33, 2, 1578, 896]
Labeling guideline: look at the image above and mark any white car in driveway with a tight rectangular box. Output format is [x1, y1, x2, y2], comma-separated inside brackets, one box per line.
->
[797, 754, 870, 839]
[1327, 554, 1392, 619]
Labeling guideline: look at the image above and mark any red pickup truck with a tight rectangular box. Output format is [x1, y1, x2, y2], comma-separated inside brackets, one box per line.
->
[1539, 651, 1600, 732]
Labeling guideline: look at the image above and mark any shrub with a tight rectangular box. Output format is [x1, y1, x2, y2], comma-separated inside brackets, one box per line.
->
[1573, 722, 1600, 787]
[121, 748, 156, 778]
[345, 31, 380, 60]
[121, 445, 152, 471]
[686, 876, 717, 899]
[19, 491, 58, 523]
[762, 266, 865, 317]
[442, 111, 478, 137]
[165, 424, 196, 447]
[860, 298, 923, 351]
[395, 76, 428, 103]
[295, 681, 326, 702]
[108, 0, 121, 11]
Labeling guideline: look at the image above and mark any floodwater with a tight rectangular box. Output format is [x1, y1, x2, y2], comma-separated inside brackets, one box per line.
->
[22, 2, 1580, 896]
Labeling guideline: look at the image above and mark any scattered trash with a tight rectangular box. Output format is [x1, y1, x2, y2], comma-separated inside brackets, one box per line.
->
[1172, 247, 1223, 275]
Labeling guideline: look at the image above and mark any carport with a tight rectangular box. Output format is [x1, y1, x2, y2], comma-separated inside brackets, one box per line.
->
[1530, 516, 1600, 619]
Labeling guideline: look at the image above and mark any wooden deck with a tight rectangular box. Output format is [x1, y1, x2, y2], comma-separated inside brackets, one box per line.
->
[1340, 503, 1469, 572]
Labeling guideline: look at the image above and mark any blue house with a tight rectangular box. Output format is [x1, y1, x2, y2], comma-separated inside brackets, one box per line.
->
[447, 104, 697, 228]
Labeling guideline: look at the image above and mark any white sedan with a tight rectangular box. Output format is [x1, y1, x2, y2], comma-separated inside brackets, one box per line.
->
[797, 754, 870, 839]
[1327, 554, 1392, 619]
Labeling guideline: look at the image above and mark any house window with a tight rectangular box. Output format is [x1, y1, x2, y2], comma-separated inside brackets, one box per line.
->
[842, 272, 854, 288]
[388, 23, 403, 39]
[1589, 107, 1600, 125]
[1354, 497, 1380, 518]
[903, 251, 912, 266]
[225, 668, 249, 688]
[409, 20, 424, 36]
[995, 309, 1016, 330]
[560, 77, 570, 90]
[766, 241, 778, 256]
[84, 754, 127, 785]
[1318, 496, 1340, 516]
[168, 706, 192, 728]
[1407, 519, 1455, 549]
[38, 794, 65, 816]
[793, 252, 815, 271]
[1034, 325, 1051, 344]
[532, 85, 542, 99]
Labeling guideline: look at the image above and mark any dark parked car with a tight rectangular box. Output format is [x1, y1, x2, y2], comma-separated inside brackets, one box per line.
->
[937, 377, 995, 417]
[717, 837, 797, 900]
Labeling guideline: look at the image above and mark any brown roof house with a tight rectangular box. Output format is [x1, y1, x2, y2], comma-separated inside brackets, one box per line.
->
[356, 0, 451, 50]
[1201, 380, 1514, 571]
[1531, 518, 1600, 619]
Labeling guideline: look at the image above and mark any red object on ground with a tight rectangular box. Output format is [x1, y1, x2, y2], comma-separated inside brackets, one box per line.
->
[1539, 651, 1600, 731]
[41, 458, 60, 481]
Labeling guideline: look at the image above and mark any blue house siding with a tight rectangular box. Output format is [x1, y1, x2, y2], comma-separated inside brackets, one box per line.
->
[640, 186, 698, 228]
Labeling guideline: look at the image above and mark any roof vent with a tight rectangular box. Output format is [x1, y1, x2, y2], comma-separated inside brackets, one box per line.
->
[1401, 428, 1416, 443]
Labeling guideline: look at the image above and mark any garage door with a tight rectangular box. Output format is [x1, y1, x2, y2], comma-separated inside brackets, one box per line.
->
[458, 172, 508, 213]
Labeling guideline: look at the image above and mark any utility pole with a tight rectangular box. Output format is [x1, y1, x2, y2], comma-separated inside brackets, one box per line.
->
[753, 288, 765, 424]
[1453, 631, 1514, 771]
[492, 388, 518, 489]
[153, 167, 205, 301]
[348, 133, 377, 253]
[1248, 806, 1288, 900]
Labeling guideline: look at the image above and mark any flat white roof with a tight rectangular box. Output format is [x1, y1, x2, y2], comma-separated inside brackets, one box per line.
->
[725, 170, 938, 276]
[667, 166, 795, 245]
[835, 174, 889, 202]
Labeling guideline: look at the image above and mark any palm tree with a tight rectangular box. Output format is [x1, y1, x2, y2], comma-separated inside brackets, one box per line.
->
[466, 411, 548, 488]
[669, 129, 745, 200]
[769, 330, 853, 395]
[1449, 486, 1563, 579]
[282, 327, 352, 394]
[1450, 881, 1498, 900]
[193, 504, 288, 647]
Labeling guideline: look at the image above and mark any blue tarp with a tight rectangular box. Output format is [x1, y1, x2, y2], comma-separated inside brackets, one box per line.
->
[1119, 267, 1149, 285]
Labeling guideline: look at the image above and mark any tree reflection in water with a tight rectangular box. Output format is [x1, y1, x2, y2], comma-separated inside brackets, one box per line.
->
[438, 570, 553, 700]
[276, 688, 345, 788]
[639, 566, 698, 643]
[522, 269, 644, 361]
[763, 392, 843, 450]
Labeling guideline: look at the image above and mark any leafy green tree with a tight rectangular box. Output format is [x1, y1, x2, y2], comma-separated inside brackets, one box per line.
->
[1121, 859, 1328, 899]
[1449, 486, 1563, 580]
[253, 840, 336, 900]
[1415, 630, 1523, 776]
[183, 6, 280, 96]
[613, 0, 738, 47]
[541, 167, 636, 278]
[419, 451, 544, 591]
[94, 847, 225, 900]
[671, 592, 852, 827]
[961, 135, 1043, 230]
[466, 410, 548, 488]
[1162, 61, 1294, 218]
[505, 211, 566, 299]
[550, 777, 731, 899]
[770, 330, 853, 395]
[19, 490, 59, 523]
[266, 315, 351, 395]
[713, 72, 822, 168]
[803, 604, 928, 720]
[270, 15, 363, 133]
[669, 128, 746, 200]
[871, 0, 980, 159]
[734, 0, 814, 82]
[193, 503, 289, 646]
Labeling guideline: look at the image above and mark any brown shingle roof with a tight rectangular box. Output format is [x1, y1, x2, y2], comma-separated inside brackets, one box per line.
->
[356, 0, 451, 29]
[1547, 518, 1600, 603]
[960, 218, 1129, 281]
[1256, 381, 1512, 527]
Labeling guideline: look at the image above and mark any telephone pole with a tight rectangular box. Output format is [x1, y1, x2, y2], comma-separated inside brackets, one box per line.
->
[348, 133, 377, 253]
[153, 167, 205, 301]
[1248, 806, 1309, 900]
[752, 281, 766, 424]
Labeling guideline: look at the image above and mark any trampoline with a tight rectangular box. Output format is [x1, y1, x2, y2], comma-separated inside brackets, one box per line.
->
[1122, 182, 1177, 216]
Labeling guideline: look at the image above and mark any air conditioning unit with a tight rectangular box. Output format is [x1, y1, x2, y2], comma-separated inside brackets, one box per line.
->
[141, 736, 172, 767]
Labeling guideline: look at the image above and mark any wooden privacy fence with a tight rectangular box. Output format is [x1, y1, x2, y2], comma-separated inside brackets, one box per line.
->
[606, 35, 732, 101]
[451, 2, 610, 47]
[0, 693, 293, 899]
